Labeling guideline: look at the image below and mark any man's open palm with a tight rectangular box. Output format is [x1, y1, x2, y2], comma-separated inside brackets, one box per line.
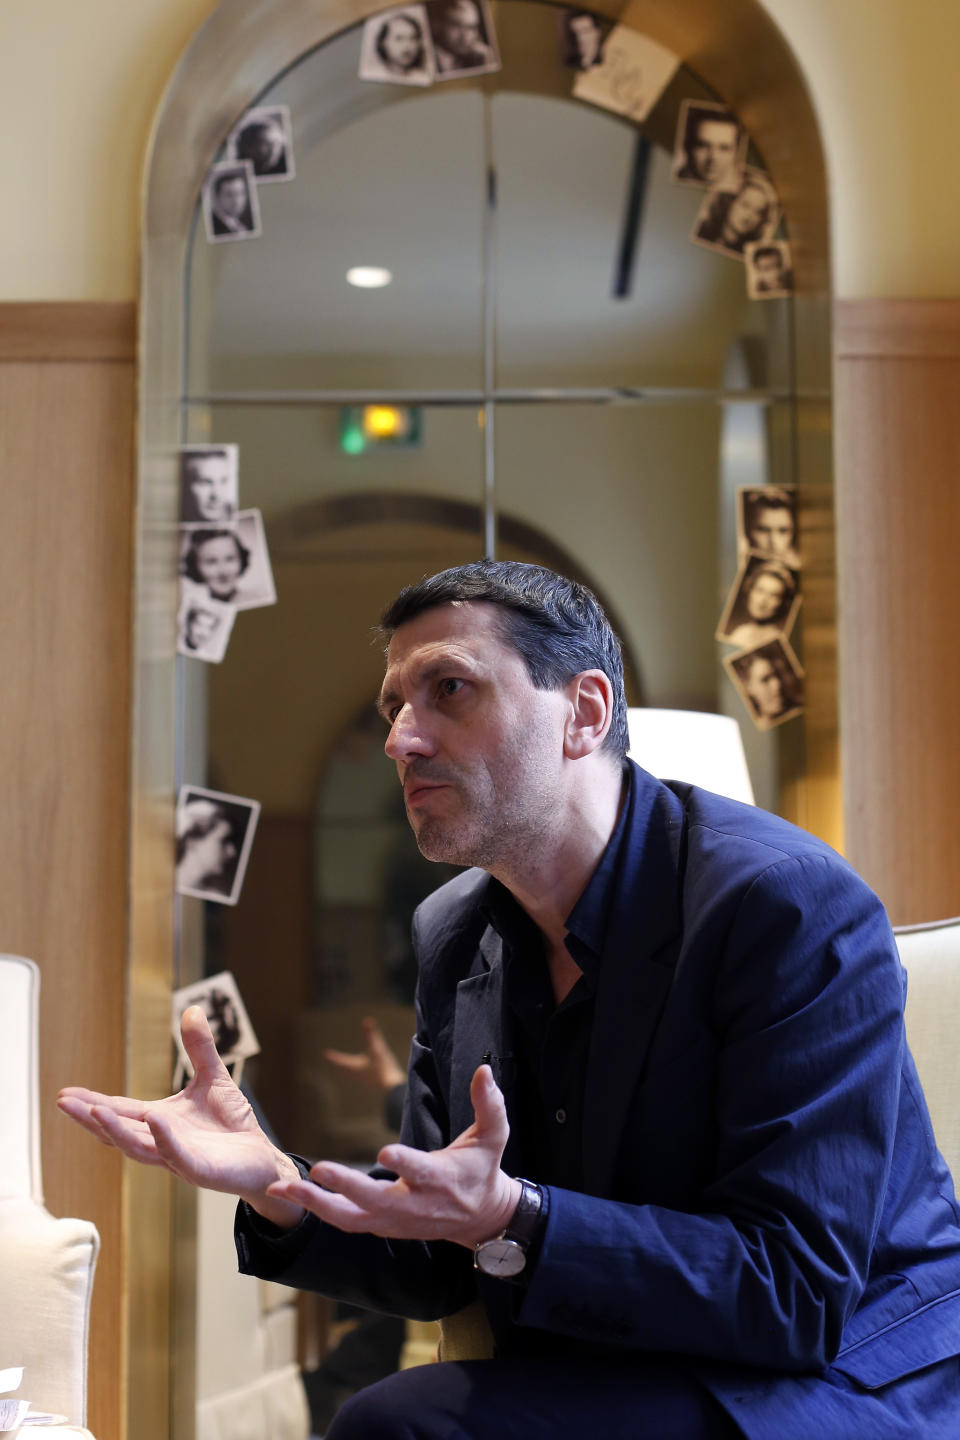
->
[58, 1006, 302, 1222]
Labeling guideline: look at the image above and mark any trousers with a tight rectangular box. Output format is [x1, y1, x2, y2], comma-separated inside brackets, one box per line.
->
[325, 1354, 742, 1439]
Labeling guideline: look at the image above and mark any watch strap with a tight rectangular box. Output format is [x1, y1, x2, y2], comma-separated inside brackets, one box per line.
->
[503, 1177, 543, 1251]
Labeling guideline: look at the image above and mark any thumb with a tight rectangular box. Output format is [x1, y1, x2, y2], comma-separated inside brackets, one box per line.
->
[469, 1063, 509, 1148]
[180, 1005, 232, 1082]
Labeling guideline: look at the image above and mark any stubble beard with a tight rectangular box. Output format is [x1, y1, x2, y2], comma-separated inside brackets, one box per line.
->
[406, 758, 560, 875]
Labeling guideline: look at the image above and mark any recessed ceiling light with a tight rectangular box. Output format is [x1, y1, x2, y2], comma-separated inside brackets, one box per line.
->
[346, 266, 393, 289]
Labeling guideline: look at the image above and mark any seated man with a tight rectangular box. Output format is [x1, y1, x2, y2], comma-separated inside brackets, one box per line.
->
[60, 562, 960, 1438]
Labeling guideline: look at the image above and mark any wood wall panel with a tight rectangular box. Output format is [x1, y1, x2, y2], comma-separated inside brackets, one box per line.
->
[0, 302, 137, 1440]
[835, 300, 960, 925]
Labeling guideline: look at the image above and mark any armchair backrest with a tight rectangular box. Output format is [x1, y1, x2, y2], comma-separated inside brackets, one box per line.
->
[895, 917, 960, 1185]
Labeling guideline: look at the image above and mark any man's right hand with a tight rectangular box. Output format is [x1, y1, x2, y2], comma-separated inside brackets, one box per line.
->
[57, 1005, 305, 1229]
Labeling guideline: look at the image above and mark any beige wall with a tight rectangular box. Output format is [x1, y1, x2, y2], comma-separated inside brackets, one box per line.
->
[3, 0, 960, 301]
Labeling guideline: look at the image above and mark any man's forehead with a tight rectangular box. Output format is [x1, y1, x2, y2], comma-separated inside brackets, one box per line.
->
[381, 601, 508, 684]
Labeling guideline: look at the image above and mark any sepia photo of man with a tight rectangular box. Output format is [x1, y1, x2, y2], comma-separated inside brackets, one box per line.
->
[359, 5, 435, 85]
[176, 590, 236, 664]
[427, 0, 500, 79]
[738, 485, 801, 569]
[202, 161, 262, 243]
[745, 240, 794, 299]
[179, 444, 238, 524]
[672, 99, 746, 192]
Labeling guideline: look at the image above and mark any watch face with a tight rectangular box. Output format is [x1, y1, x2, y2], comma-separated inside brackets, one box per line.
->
[475, 1237, 526, 1277]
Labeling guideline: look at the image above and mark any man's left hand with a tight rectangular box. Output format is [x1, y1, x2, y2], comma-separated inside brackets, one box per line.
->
[265, 1063, 522, 1249]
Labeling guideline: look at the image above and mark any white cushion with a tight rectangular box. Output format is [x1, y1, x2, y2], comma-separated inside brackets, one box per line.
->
[896, 918, 960, 1184]
[196, 1365, 309, 1440]
[0, 1197, 99, 1424]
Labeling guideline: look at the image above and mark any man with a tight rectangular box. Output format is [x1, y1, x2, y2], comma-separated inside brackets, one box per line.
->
[60, 562, 960, 1437]
[179, 447, 236, 523]
[207, 168, 256, 237]
[747, 243, 794, 297]
[741, 487, 801, 568]
[674, 103, 743, 191]
[429, 0, 497, 75]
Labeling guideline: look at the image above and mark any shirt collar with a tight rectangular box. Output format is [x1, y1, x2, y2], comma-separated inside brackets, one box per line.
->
[562, 761, 633, 972]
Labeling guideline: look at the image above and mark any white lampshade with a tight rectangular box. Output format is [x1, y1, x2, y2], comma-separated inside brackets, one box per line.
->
[627, 708, 755, 805]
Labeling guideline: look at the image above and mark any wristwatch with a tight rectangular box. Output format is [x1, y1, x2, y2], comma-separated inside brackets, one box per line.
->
[474, 1178, 543, 1278]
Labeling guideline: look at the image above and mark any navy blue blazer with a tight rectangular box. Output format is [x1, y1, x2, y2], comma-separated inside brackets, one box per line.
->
[237, 763, 960, 1437]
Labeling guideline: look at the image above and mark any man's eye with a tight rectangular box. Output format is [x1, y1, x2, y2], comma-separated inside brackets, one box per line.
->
[439, 678, 463, 699]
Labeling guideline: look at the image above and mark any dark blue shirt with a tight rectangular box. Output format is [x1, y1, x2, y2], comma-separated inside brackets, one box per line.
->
[480, 763, 633, 1193]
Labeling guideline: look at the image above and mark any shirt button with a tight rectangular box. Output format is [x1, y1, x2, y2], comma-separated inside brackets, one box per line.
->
[555, 1108, 567, 1124]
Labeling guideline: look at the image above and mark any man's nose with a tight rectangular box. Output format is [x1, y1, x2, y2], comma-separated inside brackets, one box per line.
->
[384, 705, 436, 761]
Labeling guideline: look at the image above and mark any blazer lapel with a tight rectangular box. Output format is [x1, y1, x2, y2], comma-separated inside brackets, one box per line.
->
[582, 769, 686, 1196]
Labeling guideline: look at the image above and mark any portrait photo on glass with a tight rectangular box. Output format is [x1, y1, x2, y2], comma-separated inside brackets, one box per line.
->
[671, 98, 746, 193]
[201, 160, 262, 243]
[558, 8, 610, 71]
[227, 105, 295, 182]
[745, 239, 794, 299]
[738, 484, 801, 569]
[725, 638, 805, 732]
[174, 786, 261, 906]
[176, 588, 236, 664]
[359, 4, 435, 85]
[691, 165, 779, 259]
[715, 555, 801, 651]
[178, 443, 238, 524]
[172, 970, 260, 1088]
[426, 0, 500, 79]
[178, 508, 277, 612]
[572, 24, 679, 124]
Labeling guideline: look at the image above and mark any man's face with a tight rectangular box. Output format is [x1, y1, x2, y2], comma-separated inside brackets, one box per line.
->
[690, 118, 739, 186]
[195, 535, 242, 597]
[379, 602, 569, 870]
[745, 572, 786, 623]
[383, 16, 421, 66]
[440, 1, 482, 58]
[754, 253, 784, 291]
[748, 505, 794, 558]
[186, 608, 220, 647]
[745, 658, 783, 718]
[216, 177, 247, 218]
[185, 456, 232, 520]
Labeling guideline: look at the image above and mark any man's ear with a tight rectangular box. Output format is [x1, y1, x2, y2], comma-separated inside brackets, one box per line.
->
[563, 670, 613, 758]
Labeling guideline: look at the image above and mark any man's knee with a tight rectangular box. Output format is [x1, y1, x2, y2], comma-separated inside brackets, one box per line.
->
[324, 1365, 463, 1440]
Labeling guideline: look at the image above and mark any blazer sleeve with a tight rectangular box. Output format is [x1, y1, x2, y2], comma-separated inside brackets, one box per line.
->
[515, 852, 906, 1372]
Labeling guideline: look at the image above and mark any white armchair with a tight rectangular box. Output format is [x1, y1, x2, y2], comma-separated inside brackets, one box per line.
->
[0, 954, 99, 1438]
[895, 917, 960, 1183]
